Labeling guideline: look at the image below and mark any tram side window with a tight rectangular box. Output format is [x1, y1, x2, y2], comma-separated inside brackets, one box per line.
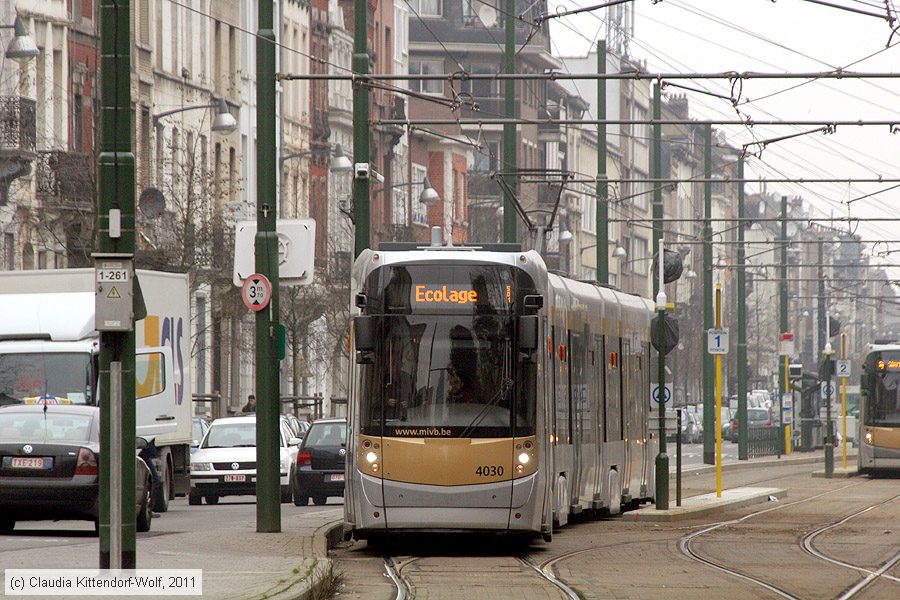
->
[571, 332, 593, 445]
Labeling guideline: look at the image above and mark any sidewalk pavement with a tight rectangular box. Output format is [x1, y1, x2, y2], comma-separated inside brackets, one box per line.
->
[1, 509, 345, 600]
[621, 486, 787, 522]
[670, 446, 858, 475]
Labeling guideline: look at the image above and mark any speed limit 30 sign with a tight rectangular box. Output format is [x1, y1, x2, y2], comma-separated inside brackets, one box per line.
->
[242, 273, 272, 311]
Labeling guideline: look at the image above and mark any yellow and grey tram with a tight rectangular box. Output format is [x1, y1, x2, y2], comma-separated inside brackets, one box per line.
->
[344, 243, 656, 541]
[858, 343, 900, 474]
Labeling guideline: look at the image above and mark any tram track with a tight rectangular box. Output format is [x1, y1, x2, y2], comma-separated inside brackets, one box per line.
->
[679, 480, 900, 599]
[382, 553, 581, 599]
[800, 492, 900, 598]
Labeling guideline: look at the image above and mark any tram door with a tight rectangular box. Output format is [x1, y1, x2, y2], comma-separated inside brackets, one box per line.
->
[568, 331, 584, 511]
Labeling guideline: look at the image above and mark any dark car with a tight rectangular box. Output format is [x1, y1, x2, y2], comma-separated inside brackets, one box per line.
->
[0, 404, 152, 533]
[293, 418, 346, 506]
[729, 408, 774, 442]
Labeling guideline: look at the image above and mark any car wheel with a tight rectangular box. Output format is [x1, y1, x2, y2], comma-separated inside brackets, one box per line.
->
[188, 493, 202, 506]
[205, 495, 219, 505]
[136, 482, 152, 533]
[0, 518, 14, 533]
[313, 496, 328, 506]
[152, 459, 171, 513]
[293, 494, 309, 507]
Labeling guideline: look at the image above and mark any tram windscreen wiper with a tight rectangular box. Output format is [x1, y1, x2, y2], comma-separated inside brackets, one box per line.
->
[457, 376, 514, 438]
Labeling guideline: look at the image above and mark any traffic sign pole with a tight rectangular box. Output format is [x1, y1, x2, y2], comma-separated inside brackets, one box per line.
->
[841, 333, 847, 470]
[784, 354, 791, 456]
[715, 285, 723, 498]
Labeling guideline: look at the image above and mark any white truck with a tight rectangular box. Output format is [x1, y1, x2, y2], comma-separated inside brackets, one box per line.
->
[0, 269, 193, 511]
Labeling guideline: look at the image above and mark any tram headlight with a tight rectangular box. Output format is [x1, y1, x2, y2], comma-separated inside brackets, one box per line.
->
[518, 453, 530, 465]
[366, 451, 378, 463]
[864, 430, 873, 444]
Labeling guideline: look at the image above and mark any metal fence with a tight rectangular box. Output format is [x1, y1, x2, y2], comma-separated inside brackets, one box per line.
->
[747, 426, 782, 458]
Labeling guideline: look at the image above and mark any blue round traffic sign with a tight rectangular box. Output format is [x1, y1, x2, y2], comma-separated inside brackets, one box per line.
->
[652, 385, 672, 404]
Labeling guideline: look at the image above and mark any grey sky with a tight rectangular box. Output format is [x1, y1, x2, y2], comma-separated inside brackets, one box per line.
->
[546, 0, 900, 274]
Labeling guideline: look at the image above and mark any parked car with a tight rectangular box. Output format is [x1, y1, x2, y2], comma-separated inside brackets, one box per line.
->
[293, 418, 346, 506]
[0, 405, 152, 533]
[282, 414, 306, 440]
[191, 417, 210, 454]
[681, 411, 702, 444]
[729, 408, 774, 442]
[188, 415, 301, 505]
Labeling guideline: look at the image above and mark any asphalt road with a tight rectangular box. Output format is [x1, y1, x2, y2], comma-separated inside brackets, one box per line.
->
[0, 495, 344, 556]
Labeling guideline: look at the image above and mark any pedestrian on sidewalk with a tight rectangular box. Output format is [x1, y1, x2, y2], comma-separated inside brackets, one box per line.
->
[242, 394, 257, 413]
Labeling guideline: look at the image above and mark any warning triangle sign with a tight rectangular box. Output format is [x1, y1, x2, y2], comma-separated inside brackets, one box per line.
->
[107, 286, 121, 299]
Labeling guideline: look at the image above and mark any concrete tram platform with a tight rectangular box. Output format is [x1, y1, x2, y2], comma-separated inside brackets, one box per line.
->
[621, 487, 787, 522]
[812, 465, 858, 478]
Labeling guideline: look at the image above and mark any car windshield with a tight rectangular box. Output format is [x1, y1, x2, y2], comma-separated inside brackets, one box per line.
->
[304, 422, 346, 447]
[748, 409, 769, 421]
[0, 411, 94, 443]
[203, 422, 256, 448]
[0, 353, 94, 404]
[192, 419, 205, 443]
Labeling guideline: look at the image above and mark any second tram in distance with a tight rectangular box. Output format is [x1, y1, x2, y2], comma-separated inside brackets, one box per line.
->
[858, 343, 900, 474]
[344, 242, 656, 541]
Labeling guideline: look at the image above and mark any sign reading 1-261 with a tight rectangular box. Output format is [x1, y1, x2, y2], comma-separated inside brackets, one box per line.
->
[707, 328, 729, 354]
[242, 274, 272, 312]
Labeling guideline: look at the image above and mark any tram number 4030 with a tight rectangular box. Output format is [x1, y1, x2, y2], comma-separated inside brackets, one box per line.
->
[475, 465, 504, 477]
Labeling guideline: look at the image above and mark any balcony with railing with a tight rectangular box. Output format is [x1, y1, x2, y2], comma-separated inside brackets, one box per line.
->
[35, 150, 94, 212]
[0, 96, 36, 156]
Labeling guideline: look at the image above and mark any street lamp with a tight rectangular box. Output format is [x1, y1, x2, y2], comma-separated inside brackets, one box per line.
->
[613, 241, 627, 259]
[153, 97, 238, 133]
[330, 144, 353, 173]
[374, 176, 441, 206]
[3, 16, 39, 64]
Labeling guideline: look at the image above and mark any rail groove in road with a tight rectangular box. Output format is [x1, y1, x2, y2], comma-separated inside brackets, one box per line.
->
[799, 492, 900, 598]
[678, 480, 900, 599]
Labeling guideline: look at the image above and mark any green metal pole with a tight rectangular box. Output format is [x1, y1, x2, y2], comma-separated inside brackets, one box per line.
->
[702, 124, 714, 465]
[353, 0, 370, 257]
[737, 157, 748, 460]
[596, 40, 608, 284]
[656, 298, 669, 509]
[823, 246, 834, 476]
[814, 240, 825, 452]
[503, 0, 517, 243]
[676, 409, 682, 507]
[825, 350, 834, 476]
[779, 195, 788, 458]
[256, 0, 281, 532]
[97, 0, 136, 569]
[652, 83, 662, 298]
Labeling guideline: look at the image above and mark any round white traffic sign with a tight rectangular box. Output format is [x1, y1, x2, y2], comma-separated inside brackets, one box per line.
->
[242, 274, 272, 311]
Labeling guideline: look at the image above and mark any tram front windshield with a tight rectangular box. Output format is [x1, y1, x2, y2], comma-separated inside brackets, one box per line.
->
[867, 350, 900, 427]
[358, 263, 536, 439]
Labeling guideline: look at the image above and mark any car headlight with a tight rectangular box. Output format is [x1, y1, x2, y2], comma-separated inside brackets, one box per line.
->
[191, 462, 211, 471]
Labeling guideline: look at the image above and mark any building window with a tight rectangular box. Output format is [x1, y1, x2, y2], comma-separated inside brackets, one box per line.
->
[394, 5, 409, 62]
[196, 294, 207, 394]
[409, 60, 443, 95]
[410, 0, 442, 17]
[463, 0, 500, 26]
[461, 64, 500, 98]
[632, 169, 649, 210]
[632, 103, 648, 143]
[472, 141, 499, 173]
[73, 93, 83, 151]
[412, 163, 429, 226]
[3, 233, 14, 270]
[581, 190, 596, 234]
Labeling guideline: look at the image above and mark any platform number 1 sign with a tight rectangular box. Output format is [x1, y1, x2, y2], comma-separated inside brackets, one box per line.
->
[707, 329, 729, 355]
